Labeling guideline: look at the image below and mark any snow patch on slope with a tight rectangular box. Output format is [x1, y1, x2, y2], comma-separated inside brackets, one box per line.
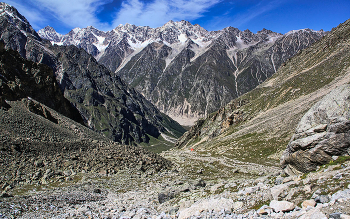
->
[51, 41, 64, 46]
[115, 38, 153, 72]
[92, 34, 108, 53]
[178, 34, 188, 43]
[189, 39, 212, 62]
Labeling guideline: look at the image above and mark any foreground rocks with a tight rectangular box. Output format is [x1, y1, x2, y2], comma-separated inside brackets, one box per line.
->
[0, 99, 172, 194]
[281, 84, 350, 175]
[1, 156, 349, 218]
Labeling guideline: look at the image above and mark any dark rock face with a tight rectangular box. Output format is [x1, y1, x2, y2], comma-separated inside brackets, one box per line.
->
[0, 3, 185, 145]
[0, 41, 83, 123]
[49, 44, 185, 144]
[281, 84, 350, 175]
[39, 19, 326, 125]
[0, 3, 41, 57]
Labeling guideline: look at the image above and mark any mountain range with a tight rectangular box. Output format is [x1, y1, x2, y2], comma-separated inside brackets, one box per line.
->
[1, 2, 350, 218]
[38, 20, 326, 126]
[0, 2, 185, 147]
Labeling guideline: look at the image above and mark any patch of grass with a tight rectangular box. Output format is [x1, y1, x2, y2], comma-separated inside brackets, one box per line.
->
[300, 173, 309, 180]
[12, 175, 83, 196]
[251, 199, 270, 210]
[329, 156, 350, 165]
[212, 131, 291, 165]
[139, 134, 174, 153]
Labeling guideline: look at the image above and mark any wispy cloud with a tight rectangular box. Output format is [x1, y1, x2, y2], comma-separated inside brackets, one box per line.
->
[204, 0, 286, 31]
[27, 0, 113, 30]
[6, 0, 221, 32]
[112, 0, 221, 27]
[230, 0, 284, 28]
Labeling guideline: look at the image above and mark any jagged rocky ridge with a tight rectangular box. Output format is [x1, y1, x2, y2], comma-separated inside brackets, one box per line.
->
[39, 20, 326, 125]
[174, 18, 350, 166]
[0, 2, 185, 145]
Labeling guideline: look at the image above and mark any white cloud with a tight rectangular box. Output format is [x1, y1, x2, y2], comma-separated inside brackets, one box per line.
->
[27, 0, 113, 30]
[4, 0, 221, 32]
[112, 0, 221, 28]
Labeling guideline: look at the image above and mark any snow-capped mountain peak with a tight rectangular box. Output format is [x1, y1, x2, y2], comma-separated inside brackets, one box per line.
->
[37, 26, 63, 43]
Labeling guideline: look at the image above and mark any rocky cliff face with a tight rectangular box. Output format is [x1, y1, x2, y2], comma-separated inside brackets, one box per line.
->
[0, 2, 185, 146]
[0, 41, 83, 123]
[39, 20, 326, 125]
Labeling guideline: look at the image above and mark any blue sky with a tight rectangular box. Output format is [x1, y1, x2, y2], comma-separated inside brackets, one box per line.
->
[6, 0, 350, 34]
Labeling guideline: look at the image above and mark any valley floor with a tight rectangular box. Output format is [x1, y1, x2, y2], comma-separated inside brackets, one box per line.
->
[1, 147, 349, 219]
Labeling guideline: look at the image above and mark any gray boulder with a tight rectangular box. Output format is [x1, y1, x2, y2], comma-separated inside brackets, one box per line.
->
[281, 84, 350, 175]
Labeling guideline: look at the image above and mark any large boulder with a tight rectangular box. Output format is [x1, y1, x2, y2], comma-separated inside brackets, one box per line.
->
[281, 84, 350, 175]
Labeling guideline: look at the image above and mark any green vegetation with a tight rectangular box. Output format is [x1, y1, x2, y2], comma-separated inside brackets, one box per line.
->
[328, 156, 350, 165]
[251, 200, 270, 210]
[207, 131, 291, 166]
[139, 134, 174, 153]
[160, 113, 186, 138]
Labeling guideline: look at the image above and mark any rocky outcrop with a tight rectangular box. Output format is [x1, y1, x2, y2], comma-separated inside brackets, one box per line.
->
[281, 84, 350, 175]
[175, 98, 248, 148]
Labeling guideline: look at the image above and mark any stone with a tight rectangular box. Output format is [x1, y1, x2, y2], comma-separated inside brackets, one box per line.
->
[303, 184, 313, 194]
[257, 205, 273, 215]
[299, 209, 327, 219]
[315, 195, 330, 203]
[178, 198, 240, 219]
[34, 160, 44, 167]
[270, 183, 289, 200]
[0, 192, 13, 198]
[179, 183, 191, 192]
[158, 192, 175, 204]
[331, 189, 350, 202]
[302, 199, 316, 209]
[63, 170, 71, 176]
[194, 178, 206, 188]
[275, 177, 284, 185]
[333, 173, 343, 179]
[93, 188, 102, 194]
[329, 212, 342, 219]
[341, 214, 350, 219]
[238, 186, 259, 195]
[269, 200, 295, 212]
